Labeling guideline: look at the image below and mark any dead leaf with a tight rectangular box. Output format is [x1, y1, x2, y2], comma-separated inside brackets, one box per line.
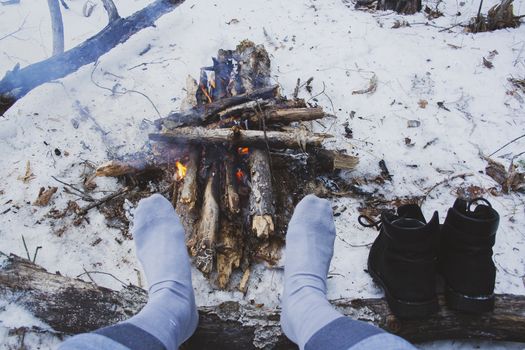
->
[226, 18, 240, 25]
[483, 57, 494, 69]
[352, 74, 377, 95]
[407, 120, 421, 128]
[392, 20, 410, 28]
[485, 158, 525, 194]
[418, 99, 428, 108]
[456, 185, 486, 200]
[17, 161, 36, 183]
[34, 187, 58, 206]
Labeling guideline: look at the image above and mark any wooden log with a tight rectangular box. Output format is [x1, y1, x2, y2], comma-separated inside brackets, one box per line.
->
[178, 148, 200, 211]
[1, 254, 525, 349]
[150, 127, 331, 150]
[0, 0, 186, 115]
[216, 218, 243, 289]
[315, 149, 359, 171]
[256, 107, 325, 124]
[95, 160, 152, 177]
[248, 149, 275, 239]
[154, 85, 279, 129]
[224, 156, 240, 214]
[190, 168, 219, 275]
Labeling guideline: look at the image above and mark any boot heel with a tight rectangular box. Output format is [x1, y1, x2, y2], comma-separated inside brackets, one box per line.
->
[445, 287, 495, 313]
[368, 263, 438, 319]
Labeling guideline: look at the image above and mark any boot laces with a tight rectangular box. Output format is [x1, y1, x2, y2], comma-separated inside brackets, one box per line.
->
[358, 215, 382, 231]
[467, 197, 492, 212]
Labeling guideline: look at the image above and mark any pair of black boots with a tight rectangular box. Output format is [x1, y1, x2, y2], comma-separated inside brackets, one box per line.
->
[362, 198, 499, 319]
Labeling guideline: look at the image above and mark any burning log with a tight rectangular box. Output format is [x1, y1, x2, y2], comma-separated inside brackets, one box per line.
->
[178, 148, 200, 211]
[155, 85, 280, 129]
[249, 149, 275, 239]
[190, 167, 219, 275]
[149, 127, 331, 149]
[2, 254, 525, 348]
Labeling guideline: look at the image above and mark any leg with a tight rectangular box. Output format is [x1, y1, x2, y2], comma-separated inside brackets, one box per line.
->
[60, 194, 198, 350]
[281, 195, 417, 350]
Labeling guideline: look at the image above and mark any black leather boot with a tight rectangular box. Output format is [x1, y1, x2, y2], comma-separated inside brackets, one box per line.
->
[363, 204, 440, 319]
[440, 198, 499, 313]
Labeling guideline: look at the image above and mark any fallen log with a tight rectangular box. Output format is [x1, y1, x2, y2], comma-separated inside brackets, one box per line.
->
[249, 149, 275, 239]
[155, 85, 280, 129]
[149, 127, 331, 149]
[0, 0, 185, 115]
[378, 0, 421, 14]
[1, 254, 525, 349]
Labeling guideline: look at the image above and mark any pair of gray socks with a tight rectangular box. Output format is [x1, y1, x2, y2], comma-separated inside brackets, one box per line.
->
[60, 194, 415, 350]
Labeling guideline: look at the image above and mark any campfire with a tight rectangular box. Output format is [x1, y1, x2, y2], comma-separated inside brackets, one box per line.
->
[97, 40, 358, 291]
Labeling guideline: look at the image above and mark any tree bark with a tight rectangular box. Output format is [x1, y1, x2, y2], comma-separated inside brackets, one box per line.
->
[101, 0, 120, 22]
[249, 149, 275, 239]
[189, 169, 219, 275]
[1, 254, 525, 348]
[0, 0, 185, 115]
[149, 128, 331, 149]
[47, 0, 65, 56]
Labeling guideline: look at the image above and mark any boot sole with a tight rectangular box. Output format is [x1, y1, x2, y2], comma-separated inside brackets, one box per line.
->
[445, 286, 495, 313]
[367, 260, 438, 319]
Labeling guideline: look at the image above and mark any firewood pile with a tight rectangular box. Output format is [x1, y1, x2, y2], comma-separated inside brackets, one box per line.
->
[98, 40, 358, 291]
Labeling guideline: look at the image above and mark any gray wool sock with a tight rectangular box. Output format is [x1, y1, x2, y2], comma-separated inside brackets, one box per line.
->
[280, 194, 343, 350]
[127, 194, 198, 350]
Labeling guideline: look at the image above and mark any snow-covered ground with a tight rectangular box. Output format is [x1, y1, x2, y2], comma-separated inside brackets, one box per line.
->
[0, 0, 524, 348]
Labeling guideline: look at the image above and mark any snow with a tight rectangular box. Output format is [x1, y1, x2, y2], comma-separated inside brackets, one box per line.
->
[0, 0, 524, 348]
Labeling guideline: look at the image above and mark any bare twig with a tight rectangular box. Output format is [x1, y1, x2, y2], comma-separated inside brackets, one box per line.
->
[421, 173, 474, 204]
[51, 175, 94, 202]
[77, 187, 131, 216]
[76, 270, 127, 286]
[32, 246, 42, 264]
[90, 61, 161, 118]
[489, 133, 525, 157]
[47, 0, 64, 55]
[81, 267, 96, 284]
[100, 0, 120, 22]
[21, 235, 31, 261]
[0, 16, 27, 41]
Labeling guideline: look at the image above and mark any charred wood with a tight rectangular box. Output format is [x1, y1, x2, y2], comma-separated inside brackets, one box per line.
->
[155, 85, 279, 129]
[189, 168, 219, 275]
[248, 149, 275, 239]
[378, 0, 421, 14]
[2, 254, 525, 349]
[0, 0, 185, 115]
[179, 148, 200, 211]
[149, 127, 330, 150]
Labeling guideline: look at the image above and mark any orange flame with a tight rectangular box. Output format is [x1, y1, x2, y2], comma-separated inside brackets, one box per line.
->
[176, 161, 187, 181]
[200, 84, 212, 103]
[238, 147, 249, 155]
[235, 168, 245, 182]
